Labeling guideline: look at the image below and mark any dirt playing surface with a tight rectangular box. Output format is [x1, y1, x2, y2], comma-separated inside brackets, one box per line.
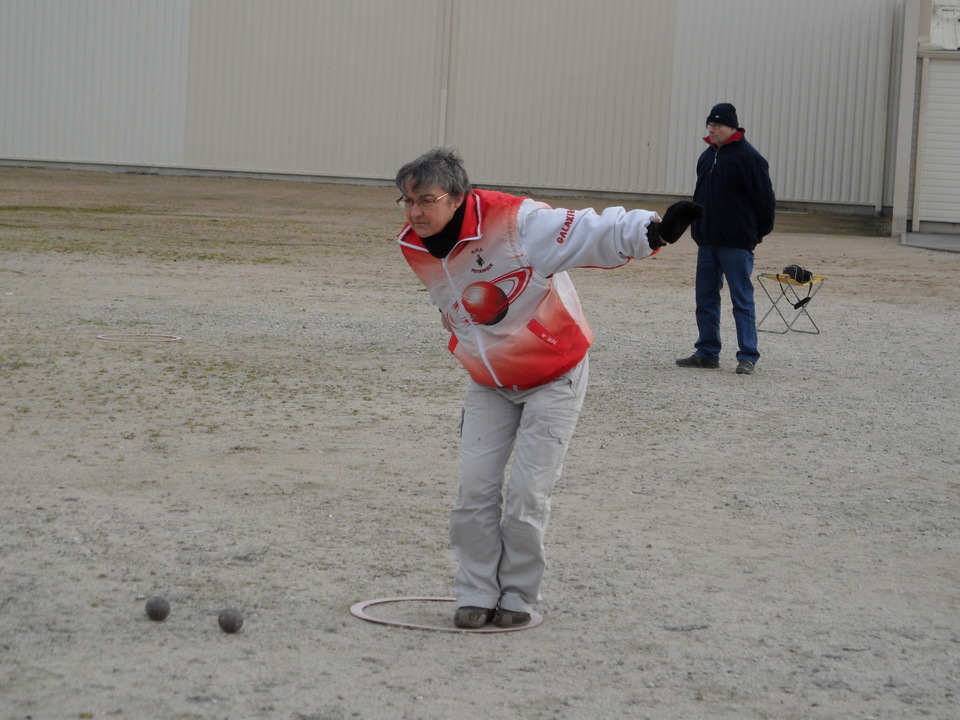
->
[1, 167, 957, 719]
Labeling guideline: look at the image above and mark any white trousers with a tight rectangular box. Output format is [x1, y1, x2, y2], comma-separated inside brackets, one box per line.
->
[451, 356, 589, 613]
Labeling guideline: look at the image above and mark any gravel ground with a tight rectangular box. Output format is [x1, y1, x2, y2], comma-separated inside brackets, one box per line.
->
[1, 167, 958, 720]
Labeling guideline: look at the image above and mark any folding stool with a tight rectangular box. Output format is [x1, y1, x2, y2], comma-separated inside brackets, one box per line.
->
[756, 272, 826, 334]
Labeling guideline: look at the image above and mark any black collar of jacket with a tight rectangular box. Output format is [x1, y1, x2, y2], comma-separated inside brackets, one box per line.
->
[420, 200, 467, 258]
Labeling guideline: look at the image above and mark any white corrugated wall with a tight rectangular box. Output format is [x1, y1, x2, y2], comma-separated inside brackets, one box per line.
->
[182, 0, 450, 178]
[0, 0, 910, 210]
[914, 57, 960, 223]
[666, 0, 897, 207]
[445, 0, 676, 193]
[0, 0, 190, 166]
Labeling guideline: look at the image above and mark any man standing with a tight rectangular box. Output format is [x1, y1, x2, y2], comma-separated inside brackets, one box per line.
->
[394, 147, 702, 629]
[676, 102, 776, 375]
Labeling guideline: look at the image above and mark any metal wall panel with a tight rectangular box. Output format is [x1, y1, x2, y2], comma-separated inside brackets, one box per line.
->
[884, 2, 908, 210]
[0, 0, 912, 209]
[915, 58, 960, 222]
[444, 0, 675, 194]
[667, 0, 897, 206]
[0, 0, 190, 165]
[183, 0, 450, 178]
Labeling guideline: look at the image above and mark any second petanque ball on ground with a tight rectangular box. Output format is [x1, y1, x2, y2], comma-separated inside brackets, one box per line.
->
[217, 607, 243, 633]
[145, 596, 170, 621]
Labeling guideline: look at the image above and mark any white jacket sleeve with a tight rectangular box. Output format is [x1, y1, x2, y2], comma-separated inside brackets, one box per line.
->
[516, 199, 662, 277]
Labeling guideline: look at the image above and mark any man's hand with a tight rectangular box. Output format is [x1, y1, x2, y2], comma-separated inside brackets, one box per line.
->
[646, 200, 704, 248]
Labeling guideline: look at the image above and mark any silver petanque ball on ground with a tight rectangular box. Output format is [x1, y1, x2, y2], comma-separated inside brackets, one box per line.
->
[217, 607, 243, 633]
[145, 596, 170, 622]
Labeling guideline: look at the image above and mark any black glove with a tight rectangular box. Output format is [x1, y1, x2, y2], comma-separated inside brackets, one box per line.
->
[646, 200, 704, 249]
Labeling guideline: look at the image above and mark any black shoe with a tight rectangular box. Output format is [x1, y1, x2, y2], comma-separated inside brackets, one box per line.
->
[454, 606, 494, 629]
[493, 609, 532, 628]
[675, 354, 719, 369]
[736, 359, 756, 375]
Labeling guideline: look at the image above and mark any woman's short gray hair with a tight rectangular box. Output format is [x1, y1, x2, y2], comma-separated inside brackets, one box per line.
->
[395, 146, 471, 197]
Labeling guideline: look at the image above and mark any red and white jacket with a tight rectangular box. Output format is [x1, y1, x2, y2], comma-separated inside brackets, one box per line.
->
[397, 189, 659, 390]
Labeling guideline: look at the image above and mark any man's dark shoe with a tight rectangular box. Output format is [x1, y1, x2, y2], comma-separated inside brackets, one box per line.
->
[675, 354, 719, 369]
[493, 609, 532, 628]
[454, 606, 494, 629]
[736, 359, 756, 375]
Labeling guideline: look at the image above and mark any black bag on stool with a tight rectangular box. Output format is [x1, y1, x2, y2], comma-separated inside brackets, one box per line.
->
[782, 264, 813, 284]
[781, 265, 814, 308]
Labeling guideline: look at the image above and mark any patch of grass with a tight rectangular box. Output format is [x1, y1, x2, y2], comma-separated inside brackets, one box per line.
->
[0, 204, 148, 215]
[774, 209, 888, 236]
[2, 216, 329, 264]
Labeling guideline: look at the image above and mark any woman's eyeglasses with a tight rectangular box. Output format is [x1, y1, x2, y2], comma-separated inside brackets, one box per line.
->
[396, 192, 450, 210]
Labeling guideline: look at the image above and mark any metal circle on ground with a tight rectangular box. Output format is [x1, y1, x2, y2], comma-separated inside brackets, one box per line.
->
[350, 596, 543, 634]
[96, 333, 182, 342]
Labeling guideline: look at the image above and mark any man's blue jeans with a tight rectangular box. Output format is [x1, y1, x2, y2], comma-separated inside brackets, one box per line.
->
[693, 245, 759, 364]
